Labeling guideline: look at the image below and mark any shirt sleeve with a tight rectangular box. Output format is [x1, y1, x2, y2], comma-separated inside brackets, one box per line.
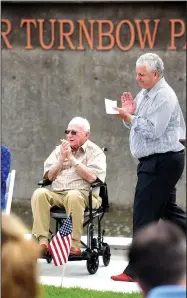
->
[43, 147, 59, 176]
[123, 120, 132, 129]
[131, 95, 175, 139]
[86, 151, 106, 183]
[178, 108, 186, 140]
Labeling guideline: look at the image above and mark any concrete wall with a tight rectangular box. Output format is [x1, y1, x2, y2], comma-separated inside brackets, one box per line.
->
[2, 2, 186, 207]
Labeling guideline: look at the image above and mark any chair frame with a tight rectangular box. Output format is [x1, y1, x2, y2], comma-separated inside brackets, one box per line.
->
[5, 169, 16, 215]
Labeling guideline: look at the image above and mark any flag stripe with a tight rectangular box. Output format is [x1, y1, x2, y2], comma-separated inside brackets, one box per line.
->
[66, 234, 72, 252]
[62, 237, 69, 260]
[49, 241, 60, 266]
[53, 234, 65, 264]
[49, 242, 60, 266]
[64, 234, 71, 255]
[56, 234, 67, 264]
[49, 232, 61, 265]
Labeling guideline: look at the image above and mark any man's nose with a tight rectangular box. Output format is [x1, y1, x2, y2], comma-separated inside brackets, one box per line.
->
[136, 74, 140, 81]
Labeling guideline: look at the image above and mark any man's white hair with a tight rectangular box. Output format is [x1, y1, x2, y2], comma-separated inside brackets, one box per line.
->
[136, 53, 164, 77]
[69, 117, 90, 132]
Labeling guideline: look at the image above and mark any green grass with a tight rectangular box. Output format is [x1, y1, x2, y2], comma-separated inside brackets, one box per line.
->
[40, 285, 141, 298]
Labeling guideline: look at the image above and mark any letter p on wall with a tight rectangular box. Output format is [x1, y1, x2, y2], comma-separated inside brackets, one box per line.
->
[168, 19, 186, 50]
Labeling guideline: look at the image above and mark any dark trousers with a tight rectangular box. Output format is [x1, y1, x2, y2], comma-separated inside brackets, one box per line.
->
[124, 150, 186, 277]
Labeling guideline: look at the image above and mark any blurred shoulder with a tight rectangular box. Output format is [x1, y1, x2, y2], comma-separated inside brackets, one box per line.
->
[1, 145, 11, 156]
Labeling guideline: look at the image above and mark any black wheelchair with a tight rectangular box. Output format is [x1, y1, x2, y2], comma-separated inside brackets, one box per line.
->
[37, 163, 111, 274]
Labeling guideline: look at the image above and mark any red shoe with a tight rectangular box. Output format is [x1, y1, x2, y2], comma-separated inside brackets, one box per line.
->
[111, 273, 135, 282]
[70, 247, 82, 256]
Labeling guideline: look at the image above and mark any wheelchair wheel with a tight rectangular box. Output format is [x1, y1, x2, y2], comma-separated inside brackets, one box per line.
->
[102, 244, 111, 266]
[86, 251, 99, 274]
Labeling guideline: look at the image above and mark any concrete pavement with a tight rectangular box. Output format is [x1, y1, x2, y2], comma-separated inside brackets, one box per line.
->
[38, 249, 140, 293]
[25, 234, 138, 293]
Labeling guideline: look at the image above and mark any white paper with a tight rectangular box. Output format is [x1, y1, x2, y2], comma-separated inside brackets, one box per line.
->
[105, 98, 119, 114]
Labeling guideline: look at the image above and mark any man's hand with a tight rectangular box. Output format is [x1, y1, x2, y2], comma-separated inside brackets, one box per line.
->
[60, 140, 72, 161]
[113, 107, 132, 124]
[121, 92, 136, 115]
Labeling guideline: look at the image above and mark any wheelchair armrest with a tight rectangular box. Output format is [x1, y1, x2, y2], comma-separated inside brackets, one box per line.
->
[38, 178, 52, 187]
[91, 181, 105, 188]
[90, 148, 107, 188]
[89, 178, 109, 213]
[91, 178, 105, 188]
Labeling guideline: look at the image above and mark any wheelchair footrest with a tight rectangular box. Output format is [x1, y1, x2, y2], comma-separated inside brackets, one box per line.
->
[68, 251, 90, 261]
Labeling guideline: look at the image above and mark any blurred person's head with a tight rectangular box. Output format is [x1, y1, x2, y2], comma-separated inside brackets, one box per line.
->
[136, 53, 164, 90]
[128, 221, 186, 297]
[2, 213, 41, 298]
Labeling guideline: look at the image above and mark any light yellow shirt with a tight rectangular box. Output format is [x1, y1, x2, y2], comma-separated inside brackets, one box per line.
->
[44, 140, 106, 196]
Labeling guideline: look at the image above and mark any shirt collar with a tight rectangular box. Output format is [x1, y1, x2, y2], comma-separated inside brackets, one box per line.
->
[78, 140, 89, 152]
[73, 140, 88, 152]
[145, 77, 166, 99]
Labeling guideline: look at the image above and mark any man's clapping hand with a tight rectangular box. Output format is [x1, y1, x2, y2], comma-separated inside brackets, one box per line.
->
[60, 140, 72, 161]
[121, 92, 136, 114]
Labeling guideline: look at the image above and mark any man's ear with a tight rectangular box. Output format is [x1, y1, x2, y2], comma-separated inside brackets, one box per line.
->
[86, 131, 90, 138]
[154, 71, 159, 78]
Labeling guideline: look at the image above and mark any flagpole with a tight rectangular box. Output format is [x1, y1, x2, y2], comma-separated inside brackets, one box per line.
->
[60, 263, 67, 287]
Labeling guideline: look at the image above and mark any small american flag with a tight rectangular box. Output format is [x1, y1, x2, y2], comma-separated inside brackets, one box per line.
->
[48, 215, 72, 266]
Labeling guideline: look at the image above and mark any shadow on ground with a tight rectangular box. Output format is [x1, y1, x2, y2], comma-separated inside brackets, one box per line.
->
[12, 200, 133, 237]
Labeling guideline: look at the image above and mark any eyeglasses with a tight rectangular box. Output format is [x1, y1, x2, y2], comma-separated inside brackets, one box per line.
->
[65, 130, 77, 135]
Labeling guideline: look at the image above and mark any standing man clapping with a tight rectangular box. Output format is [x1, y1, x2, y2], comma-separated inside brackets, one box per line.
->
[111, 53, 186, 282]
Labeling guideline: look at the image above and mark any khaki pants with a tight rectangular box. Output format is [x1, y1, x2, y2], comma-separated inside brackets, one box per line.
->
[31, 188, 101, 249]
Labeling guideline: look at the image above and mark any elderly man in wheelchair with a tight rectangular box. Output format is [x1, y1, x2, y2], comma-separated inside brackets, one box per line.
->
[31, 117, 110, 272]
